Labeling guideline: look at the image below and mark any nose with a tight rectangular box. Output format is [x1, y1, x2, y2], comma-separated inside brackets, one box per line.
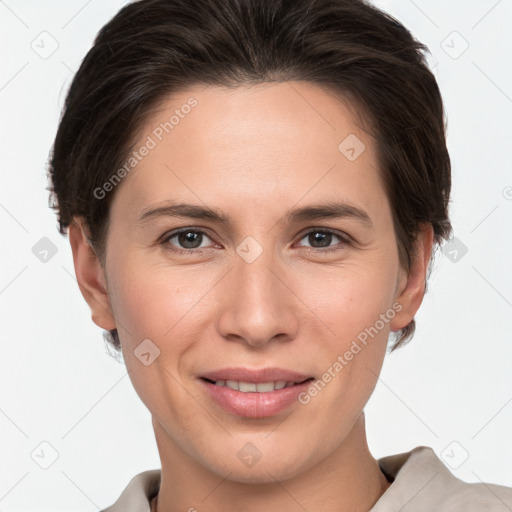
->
[216, 247, 300, 348]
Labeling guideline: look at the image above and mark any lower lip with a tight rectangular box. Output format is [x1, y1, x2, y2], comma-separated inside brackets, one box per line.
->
[199, 378, 314, 418]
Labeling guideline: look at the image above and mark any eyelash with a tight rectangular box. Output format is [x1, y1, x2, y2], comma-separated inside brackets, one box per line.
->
[158, 227, 352, 255]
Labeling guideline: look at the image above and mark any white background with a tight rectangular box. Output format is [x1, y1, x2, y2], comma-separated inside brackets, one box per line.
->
[1, 0, 511, 510]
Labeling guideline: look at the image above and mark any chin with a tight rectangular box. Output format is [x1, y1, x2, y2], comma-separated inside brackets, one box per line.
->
[201, 443, 315, 485]
[218, 462, 303, 485]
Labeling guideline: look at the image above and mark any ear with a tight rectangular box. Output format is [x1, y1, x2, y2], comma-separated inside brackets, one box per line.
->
[68, 217, 117, 330]
[390, 223, 434, 331]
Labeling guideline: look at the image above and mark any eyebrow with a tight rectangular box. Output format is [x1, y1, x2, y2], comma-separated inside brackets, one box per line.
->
[136, 200, 373, 228]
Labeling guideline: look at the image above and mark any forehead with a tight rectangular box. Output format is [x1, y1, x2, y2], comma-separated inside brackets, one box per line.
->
[109, 81, 386, 225]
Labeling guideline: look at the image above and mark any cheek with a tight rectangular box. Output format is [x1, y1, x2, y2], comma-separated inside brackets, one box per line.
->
[107, 256, 216, 345]
[293, 258, 398, 340]
[289, 255, 397, 410]
[106, 259, 210, 420]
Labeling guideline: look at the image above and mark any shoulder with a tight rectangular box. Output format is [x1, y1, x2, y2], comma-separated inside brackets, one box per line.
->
[100, 469, 161, 512]
[372, 446, 512, 512]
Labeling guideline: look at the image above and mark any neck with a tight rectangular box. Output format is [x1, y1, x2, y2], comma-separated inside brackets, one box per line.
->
[152, 412, 391, 512]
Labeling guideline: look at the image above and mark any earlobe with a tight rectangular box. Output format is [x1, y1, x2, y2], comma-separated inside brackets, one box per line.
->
[390, 223, 434, 331]
[68, 217, 117, 330]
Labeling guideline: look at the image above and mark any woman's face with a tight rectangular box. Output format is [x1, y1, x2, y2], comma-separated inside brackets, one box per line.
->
[80, 81, 427, 482]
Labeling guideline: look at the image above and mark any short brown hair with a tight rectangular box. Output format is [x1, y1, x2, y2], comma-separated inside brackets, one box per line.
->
[47, 0, 452, 353]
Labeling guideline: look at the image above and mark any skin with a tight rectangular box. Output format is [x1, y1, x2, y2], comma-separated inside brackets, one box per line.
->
[69, 81, 433, 512]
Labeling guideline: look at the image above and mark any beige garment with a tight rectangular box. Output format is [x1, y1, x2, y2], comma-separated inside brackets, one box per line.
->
[101, 446, 512, 511]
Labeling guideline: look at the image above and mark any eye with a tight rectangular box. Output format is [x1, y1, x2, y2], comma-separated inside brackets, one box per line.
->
[159, 228, 215, 254]
[159, 227, 351, 256]
[295, 229, 350, 253]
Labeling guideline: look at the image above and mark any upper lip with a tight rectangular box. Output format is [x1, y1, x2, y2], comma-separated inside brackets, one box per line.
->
[200, 367, 313, 384]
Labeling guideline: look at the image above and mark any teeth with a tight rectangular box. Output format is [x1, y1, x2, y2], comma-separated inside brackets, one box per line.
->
[212, 379, 298, 392]
[240, 382, 257, 392]
[225, 380, 238, 390]
[256, 382, 274, 392]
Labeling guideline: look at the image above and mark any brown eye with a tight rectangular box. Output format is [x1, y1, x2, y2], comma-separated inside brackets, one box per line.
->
[160, 228, 214, 254]
[296, 229, 350, 252]
[175, 231, 204, 249]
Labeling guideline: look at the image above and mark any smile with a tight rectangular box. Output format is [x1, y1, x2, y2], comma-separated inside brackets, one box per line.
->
[199, 377, 315, 418]
[204, 378, 313, 393]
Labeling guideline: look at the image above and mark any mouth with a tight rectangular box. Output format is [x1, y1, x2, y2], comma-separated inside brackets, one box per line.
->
[198, 376, 316, 418]
[200, 377, 314, 393]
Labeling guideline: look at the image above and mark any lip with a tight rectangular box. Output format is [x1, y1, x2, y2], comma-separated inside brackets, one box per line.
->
[199, 367, 313, 384]
[199, 378, 314, 418]
[198, 367, 315, 419]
